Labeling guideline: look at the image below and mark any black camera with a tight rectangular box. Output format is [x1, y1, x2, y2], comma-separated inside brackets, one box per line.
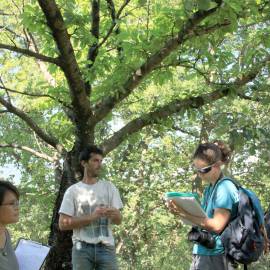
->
[188, 227, 216, 249]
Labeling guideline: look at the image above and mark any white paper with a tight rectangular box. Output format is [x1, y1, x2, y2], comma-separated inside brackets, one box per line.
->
[166, 196, 207, 226]
[15, 239, 50, 270]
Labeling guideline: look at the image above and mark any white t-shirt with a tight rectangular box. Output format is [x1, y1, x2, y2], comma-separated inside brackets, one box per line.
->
[59, 180, 123, 246]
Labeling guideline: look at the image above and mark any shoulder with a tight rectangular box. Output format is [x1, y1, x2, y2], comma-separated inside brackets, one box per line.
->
[217, 178, 238, 192]
[64, 182, 82, 195]
[99, 180, 117, 189]
[99, 181, 121, 196]
[216, 178, 239, 202]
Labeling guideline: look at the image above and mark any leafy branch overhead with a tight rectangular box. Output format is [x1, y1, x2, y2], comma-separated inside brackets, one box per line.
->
[0, 0, 269, 158]
[101, 52, 270, 153]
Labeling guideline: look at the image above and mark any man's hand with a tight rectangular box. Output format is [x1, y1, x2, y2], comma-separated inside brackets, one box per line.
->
[92, 205, 109, 220]
[104, 207, 122, 225]
[105, 207, 119, 218]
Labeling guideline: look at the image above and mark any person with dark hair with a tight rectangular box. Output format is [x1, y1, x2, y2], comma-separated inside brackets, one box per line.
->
[0, 180, 19, 270]
[167, 141, 239, 270]
[59, 145, 123, 270]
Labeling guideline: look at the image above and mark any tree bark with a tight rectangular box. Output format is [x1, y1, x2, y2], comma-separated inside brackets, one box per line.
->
[44, 150, 83, 270]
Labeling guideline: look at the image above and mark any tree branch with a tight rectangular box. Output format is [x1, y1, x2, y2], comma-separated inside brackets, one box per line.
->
[185, 19, 231, 39]
[105, 0, 117, 32]
[0, 85, 72, 109]
[157, 61, 212, 84]
[37, 0, 94, 145]
[85, 0, 100, 95]
[98, 0, 131, 49]
[0, 25, 22, 39]
[0, 143, 56, 162]
[101, 56, 270, 154]
[0, 11, 13, 16]
[171, 125, 199, 137]
[101, 88, 228, 154]
[26, 30, 57, 86]
[0, 43, 61, 65]
[0, 77, 11, 103]
[0, 96, 63, 152]
[88, 0, 100, 65]
[93, 2, 223, 123]
[237, 93, 261, 102]
[102, 0, 126, 57]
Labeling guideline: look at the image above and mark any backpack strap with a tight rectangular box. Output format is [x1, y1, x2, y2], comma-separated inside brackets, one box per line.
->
[204, 176, 225, 212]
[219, 177, 241, 190]
[207, 176, 240, 211]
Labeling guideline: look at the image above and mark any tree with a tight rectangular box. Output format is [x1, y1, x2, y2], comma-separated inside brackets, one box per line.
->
[1, 0, 270, 268]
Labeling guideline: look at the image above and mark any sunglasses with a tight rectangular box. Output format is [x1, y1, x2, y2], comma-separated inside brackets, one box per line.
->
[194, 164, 215, 174]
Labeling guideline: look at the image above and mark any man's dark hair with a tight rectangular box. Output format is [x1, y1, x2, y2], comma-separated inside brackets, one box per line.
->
[79, 145, 104, 162]
[0, 180, 20, 205]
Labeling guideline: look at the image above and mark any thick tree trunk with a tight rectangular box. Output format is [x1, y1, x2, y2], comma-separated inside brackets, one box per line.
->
[44, 150, 82, 270]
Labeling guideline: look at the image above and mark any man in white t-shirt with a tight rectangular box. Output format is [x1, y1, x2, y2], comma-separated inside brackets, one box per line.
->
[59, 145, 123, 270]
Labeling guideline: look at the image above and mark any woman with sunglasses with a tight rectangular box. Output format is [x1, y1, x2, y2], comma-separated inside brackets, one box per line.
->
[0, 180, 20, 270]
[168, 141, 239, 270]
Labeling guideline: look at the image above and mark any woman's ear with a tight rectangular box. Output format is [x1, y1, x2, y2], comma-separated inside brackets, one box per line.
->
[215, 160, 224, 170]
[215, 160, 223, 167]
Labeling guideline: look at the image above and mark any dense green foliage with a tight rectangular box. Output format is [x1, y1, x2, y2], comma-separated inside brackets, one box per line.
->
[1, 0, 270, 268]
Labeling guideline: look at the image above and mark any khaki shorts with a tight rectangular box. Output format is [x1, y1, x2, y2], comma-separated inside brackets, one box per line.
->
[190, 254, 237, 270]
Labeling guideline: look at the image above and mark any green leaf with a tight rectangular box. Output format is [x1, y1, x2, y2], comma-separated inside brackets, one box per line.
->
[198, 0, 212, 11]
[138, 0, 147, 7]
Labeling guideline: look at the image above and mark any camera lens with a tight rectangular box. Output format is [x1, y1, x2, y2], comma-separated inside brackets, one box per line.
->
[198, 230, 215, 249]
[188, 227, 215, 249]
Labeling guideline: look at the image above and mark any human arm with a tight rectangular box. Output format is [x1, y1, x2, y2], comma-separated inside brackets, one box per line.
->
[106, 183, 123, 225]
[58, 185, 106, 230]
[168, 200, 231, 234]
[105, 208, 122, 225]
[168, 179, 238, 234]
[58, 207, 106, 231]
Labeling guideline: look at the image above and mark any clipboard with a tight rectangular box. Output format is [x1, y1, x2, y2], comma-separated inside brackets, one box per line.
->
[15, 238, 51, 270]
[165, 192, 207, 226]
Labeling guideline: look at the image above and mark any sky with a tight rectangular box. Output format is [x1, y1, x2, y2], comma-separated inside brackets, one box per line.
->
[0, 164, 21, 184]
